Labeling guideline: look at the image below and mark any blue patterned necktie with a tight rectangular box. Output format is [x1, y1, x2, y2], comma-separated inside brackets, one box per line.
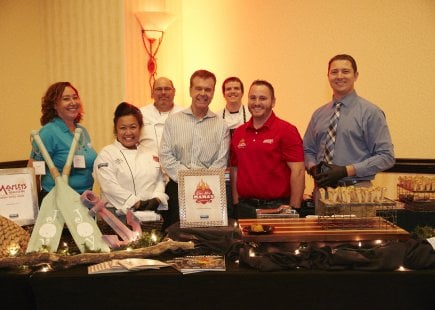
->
[323, 102, 342, 164]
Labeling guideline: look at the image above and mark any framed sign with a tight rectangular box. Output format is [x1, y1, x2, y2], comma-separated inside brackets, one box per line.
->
[0, 167, 39, 226]
[178, 168, 228, 228]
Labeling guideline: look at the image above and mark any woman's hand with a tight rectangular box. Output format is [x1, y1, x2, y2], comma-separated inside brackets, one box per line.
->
[137, 198, 161, 211]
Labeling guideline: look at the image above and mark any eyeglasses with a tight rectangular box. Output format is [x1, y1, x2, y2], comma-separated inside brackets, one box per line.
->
[154, 87, 173, 93]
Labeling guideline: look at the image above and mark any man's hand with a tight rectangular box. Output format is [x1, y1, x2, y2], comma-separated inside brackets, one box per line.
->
[308, 162, 324, 178]
[256, 205, 291, 215]
[315, 163, 347, 188]
[138, 198, 161, 211]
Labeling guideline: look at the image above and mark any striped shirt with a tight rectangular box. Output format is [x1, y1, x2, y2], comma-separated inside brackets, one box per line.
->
[159, 107, 230, 182]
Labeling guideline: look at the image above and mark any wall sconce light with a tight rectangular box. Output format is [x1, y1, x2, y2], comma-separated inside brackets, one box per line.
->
[135, 11, 175, 92]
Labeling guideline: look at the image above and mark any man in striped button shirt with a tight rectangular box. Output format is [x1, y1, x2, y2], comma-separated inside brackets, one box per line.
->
[159, 69, 230, 229]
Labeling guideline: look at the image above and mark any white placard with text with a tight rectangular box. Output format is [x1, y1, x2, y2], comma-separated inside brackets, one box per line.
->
[0, 167, 39, 226]
[178, 168, 228, 228]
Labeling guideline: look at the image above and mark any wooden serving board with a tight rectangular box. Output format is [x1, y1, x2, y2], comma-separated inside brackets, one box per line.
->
[238, 217, 409, 243]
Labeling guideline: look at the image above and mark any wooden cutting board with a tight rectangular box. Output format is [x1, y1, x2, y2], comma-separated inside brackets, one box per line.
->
[238, 217, 409, 243]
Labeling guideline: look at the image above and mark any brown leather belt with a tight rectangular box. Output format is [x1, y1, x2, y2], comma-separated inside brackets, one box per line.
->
[239, 198, 288, 208]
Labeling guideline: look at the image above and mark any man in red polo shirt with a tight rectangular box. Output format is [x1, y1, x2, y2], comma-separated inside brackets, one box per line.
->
[230, 80, 305, 218]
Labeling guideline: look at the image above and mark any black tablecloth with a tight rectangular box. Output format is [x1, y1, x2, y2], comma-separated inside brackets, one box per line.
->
[0, 269, 35, 309]
[2, 260, 435, 310]
[2, 220, 435, 310]
[387, 209, 435, 232]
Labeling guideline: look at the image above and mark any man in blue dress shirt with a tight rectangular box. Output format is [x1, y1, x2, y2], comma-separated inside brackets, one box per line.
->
[304, 54, 395, 193]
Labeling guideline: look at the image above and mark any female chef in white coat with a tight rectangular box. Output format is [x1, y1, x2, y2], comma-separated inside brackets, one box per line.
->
[94, 102, 168, 219]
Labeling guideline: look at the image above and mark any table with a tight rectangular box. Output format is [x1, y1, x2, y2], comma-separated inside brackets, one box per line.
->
[380, 209, 435, 232]
[1, 219, 433, 310]
[0, 269, 35, 309]
[1, 259, 435, 310]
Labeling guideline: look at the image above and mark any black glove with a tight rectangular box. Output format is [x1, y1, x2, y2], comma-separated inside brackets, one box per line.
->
[138, 198, 160, 211]
[308, 162, 325, 178]
[314, 163, 347, 188]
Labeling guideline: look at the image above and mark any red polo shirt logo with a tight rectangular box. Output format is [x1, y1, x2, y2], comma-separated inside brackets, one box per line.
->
[237, 139, 247, 149]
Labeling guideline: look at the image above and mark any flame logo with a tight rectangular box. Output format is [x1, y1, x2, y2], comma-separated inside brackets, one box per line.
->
[193, 179, 214, 204]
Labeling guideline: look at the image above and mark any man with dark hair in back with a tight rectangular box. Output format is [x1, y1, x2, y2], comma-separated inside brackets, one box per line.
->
[217, 76, 252, 218]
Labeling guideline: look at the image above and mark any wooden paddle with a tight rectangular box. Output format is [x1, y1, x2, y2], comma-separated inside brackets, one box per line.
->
[26, 128, 109, 253]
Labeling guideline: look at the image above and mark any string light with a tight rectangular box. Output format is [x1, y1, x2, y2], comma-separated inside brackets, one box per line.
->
[397, 266, 410, 272]
[38, 264, 53, 273]
[8, 244, 20, 257]
[134, 232, 141, 241]
[58, 242, 70, 255]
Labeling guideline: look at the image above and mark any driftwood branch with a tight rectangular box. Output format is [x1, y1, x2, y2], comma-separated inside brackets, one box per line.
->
[0, 239, 194, 270]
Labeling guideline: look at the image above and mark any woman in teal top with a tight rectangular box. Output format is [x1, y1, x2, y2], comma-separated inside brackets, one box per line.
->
[28, 82, 97, 202]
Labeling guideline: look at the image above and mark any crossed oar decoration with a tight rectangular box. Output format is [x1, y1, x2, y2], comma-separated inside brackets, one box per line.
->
[26, 128, 142, 254]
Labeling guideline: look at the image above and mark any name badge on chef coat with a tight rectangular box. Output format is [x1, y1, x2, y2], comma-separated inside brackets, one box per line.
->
[73, 155, 86, 168]
[32, 161, 46, 175]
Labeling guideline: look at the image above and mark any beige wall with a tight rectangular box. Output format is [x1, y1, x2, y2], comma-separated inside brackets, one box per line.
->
[1, 0, 435, 195]
[168, 0, 435, 160]
[1, 0, 126, 161]
[1, 1, 46, 162]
